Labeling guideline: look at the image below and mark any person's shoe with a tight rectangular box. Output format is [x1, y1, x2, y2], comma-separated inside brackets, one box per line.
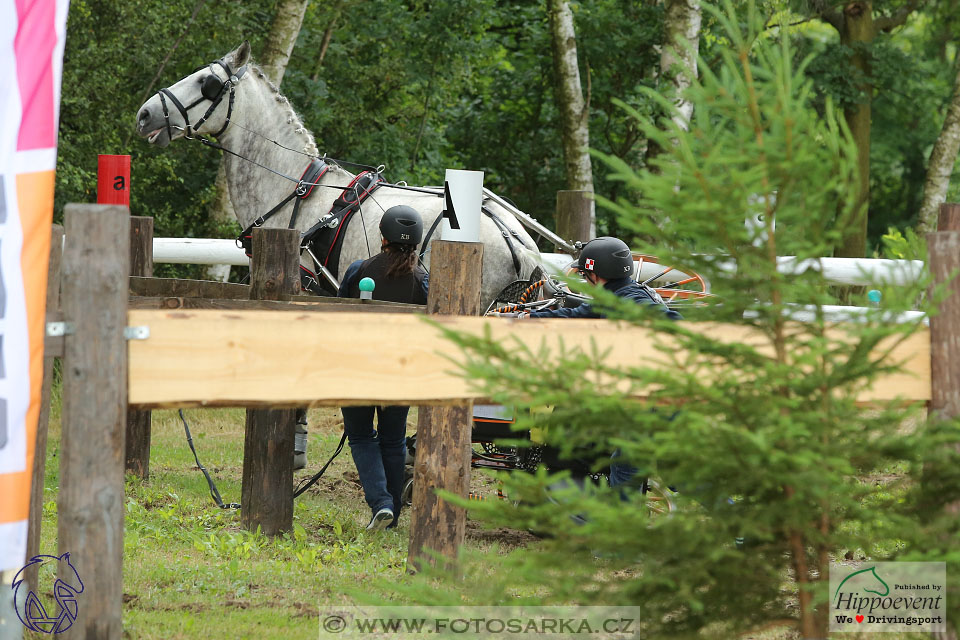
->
[366, 507, 394, 531]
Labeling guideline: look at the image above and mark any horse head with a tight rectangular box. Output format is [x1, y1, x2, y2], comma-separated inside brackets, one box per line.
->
[136, 41, 251, 147]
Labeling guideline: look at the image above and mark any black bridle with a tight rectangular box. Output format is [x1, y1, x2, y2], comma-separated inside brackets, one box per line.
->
[157, 58, 247, 140]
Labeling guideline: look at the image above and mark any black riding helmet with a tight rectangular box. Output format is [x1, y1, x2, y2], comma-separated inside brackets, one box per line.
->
[578, 236, 634, 279]
[380, 205, 423, 246]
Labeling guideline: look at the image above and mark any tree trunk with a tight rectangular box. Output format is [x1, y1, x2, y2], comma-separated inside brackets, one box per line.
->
[836, 2, 875, 258]
[547, 0, 595, 237]
[918, 61, 960, 233]
[661, 0, 702, 132]
[260, 0, 310, 86]
[646, 0, 702, 179]
[311, 18, 338, 82]
[205, 0, 309, 282]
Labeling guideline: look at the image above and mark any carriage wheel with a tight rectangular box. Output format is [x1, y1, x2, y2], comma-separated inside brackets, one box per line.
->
[633, 253, 716, 306]
[642, 478, 677, 520]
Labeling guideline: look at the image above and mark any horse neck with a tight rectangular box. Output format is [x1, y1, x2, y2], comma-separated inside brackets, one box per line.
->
[216, 72, 354, 230]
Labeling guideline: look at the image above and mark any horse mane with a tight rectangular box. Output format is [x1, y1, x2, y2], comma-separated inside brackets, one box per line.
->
[246, 61, 320, 157]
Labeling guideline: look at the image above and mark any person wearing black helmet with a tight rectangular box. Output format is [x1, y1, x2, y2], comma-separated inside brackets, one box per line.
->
[526, 236, 681, 321]
[338, 205, 428, 303]
[336, 205, 428, 530]
[523, 236, 681, 495]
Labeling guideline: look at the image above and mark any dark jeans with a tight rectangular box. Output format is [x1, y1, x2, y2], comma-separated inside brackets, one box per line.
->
[341, 405, 409, 522]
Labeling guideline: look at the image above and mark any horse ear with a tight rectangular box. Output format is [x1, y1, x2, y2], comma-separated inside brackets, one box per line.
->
[232, 40, 251, 67]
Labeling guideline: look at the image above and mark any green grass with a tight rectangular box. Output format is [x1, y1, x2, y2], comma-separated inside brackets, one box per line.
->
[27, 392, 937, 640]
[29, 404, 529, 639]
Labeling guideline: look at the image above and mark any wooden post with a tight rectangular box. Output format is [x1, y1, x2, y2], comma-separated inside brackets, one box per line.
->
[126, 217, 153, 478]
[25, 225, 63, 591]
[930, 204, 960, 527]
[928, 206, 960, 548]
[240, 228, 300, 535]
[408, 240, 483, 570]
[937, 202, 960, 232]
[928, 230, 960, 417]
[58, 204, 129, 640]
[555, 190, 593, 252]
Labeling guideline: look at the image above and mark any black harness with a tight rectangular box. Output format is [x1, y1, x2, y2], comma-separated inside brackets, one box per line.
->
[235, 157, 331, 256]
[158, 59, 247, 141]
[418, 199, 528, 279]
[298, 170, 384, 294]
[235, 163, 385, 295]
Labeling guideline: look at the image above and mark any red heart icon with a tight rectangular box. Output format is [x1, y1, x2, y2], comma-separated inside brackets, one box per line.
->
[856, 615, 864, 623]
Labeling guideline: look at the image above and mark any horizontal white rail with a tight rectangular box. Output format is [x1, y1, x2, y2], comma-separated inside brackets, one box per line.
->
[147, 238, 926, 287]
[745, 304, 927, 325]
[153, 238, 249, 266]
[772, 256, 924, 287]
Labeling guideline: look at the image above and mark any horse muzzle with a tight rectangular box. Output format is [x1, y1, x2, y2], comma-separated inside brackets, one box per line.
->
[135, 102, 175, 147]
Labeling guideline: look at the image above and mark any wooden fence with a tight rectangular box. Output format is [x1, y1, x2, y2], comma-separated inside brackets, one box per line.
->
[30, 202, 960, 639]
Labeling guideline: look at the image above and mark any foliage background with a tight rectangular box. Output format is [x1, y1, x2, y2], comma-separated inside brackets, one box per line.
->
[57, 0, 959, 265]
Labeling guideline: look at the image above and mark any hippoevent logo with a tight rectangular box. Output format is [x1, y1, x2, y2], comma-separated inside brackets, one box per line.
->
[830, 561, 946, 633]
[11, 553, 84, 634]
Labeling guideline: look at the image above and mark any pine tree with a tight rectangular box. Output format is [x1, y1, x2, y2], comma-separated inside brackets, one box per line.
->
[394, 2, 960, 637]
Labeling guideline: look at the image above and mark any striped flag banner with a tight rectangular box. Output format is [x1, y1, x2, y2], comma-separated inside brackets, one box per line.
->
[0, 0, 69, 572]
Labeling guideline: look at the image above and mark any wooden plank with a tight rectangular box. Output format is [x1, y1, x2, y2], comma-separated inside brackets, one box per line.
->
[128, 295, 421, 313]
[59, 204, 128, 640]
[27, 224, 63, 592]
[409, 240, 484, 570]
[241, 228, 300, 536]
[199, 279, 249, 299]
[126, 217, 153, 480]
[129, 275, 200, 297]
[128, 276, 249, 299]
[127, 311, 931, 409]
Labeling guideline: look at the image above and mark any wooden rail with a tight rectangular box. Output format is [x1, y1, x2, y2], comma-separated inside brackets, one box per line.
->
[125, 310, 931, 409]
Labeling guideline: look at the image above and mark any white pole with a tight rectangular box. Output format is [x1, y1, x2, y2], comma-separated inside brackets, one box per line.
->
[152, 238, 249, 266]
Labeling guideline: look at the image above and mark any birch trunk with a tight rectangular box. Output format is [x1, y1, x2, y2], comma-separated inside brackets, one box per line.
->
[661, 0, 701, 132]
[918, 61, 960, 234]
[259, 0, 310, 86]
[547, 0, 595, 238]
[206, 0, 309, 281]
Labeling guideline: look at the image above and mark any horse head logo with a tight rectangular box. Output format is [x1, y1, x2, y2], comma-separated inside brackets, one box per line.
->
[12, 553, 84, 634]
[834, 565, 890, 603]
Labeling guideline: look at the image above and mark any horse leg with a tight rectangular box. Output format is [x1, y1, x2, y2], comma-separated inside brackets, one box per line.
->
[294, 407, 308, 470]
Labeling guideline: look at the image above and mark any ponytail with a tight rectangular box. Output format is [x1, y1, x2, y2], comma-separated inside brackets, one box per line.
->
[383, 243, 418, 278]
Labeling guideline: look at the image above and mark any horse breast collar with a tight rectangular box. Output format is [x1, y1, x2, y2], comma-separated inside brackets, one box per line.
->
[236, 157, 331, 256]
[158, 58, 248, 140]
[299, 170, 385, 293]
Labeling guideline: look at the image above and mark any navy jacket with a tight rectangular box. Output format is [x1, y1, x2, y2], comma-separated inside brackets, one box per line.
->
[529, 277, 682, 320]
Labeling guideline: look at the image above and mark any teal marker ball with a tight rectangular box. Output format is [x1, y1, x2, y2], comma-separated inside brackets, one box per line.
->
[867, 289, 882, 305]
[359, 277, 376, 292]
